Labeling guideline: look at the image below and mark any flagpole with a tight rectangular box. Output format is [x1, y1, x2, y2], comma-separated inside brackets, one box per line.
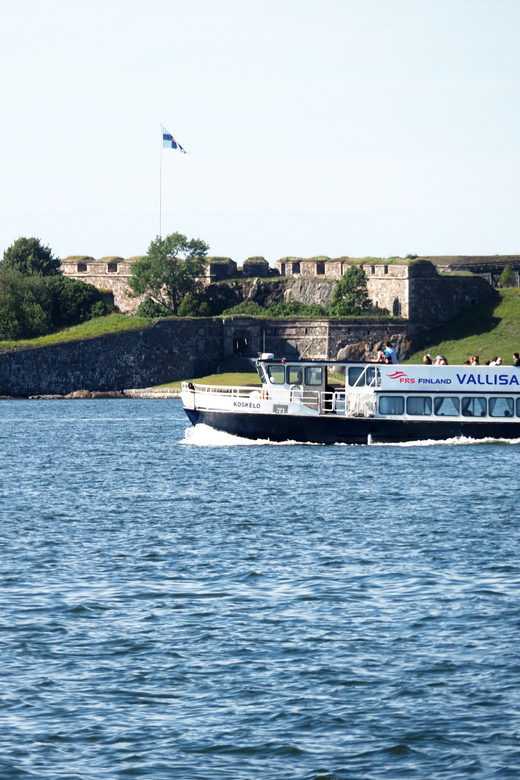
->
[159, 123, 163, 238]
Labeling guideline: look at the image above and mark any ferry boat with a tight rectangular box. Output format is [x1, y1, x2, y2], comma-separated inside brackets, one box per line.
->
[181, 355, 520, 444]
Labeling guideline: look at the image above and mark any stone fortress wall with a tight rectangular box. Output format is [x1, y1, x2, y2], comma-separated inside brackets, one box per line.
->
[60, 255, 275, 314]
[0, 317, 415, 397]
[60, 256, 144, 314]
[60, 253, 517, 319]
[273, 256, 519, 320]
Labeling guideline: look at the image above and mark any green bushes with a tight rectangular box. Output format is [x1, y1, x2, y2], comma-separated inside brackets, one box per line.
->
[136, 297, 173, 318]
[499, 266, 516, 288]
[220, 300, 327, 318]
[0, 236, 110, 340]
[220, 301, 267, 317]
[329, 265, 373, 316]
[0, 271, 108, 340]
[268, 301, 326, 317]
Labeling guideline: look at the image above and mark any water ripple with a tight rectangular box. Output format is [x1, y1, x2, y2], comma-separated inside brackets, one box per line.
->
[0, 401, 519, 778]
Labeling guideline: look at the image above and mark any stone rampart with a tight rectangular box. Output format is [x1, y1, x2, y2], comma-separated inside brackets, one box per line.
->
[408, 271, 498, 324]
[220, 264, 495, 324]
[0, 317, 418, 396]
[60, 254, 501, 324]
[0, 320, 222, 397]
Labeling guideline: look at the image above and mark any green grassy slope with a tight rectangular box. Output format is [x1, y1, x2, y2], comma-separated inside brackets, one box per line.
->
[406, 288, 520, 365]
[0, 314, 154, 353]
[159, 372, 261, 389]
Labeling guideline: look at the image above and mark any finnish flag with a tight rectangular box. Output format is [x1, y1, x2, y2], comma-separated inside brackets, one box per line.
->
[162, 125, 187, 153]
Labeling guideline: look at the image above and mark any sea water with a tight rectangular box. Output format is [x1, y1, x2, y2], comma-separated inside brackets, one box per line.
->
[1, 399, 520, 779]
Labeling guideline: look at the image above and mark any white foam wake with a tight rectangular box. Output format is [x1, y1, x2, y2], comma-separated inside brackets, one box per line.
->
[180, 424, 320, 447]
[369, 435, 520, 447]
[181, 425, 520, 448]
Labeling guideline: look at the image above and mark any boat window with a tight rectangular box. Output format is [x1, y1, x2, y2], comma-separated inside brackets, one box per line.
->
[379, 396, 404, 415]
[287, 366, 303, 385]
[462, 397, 487, 417]
[348, 367, 365, 386]
[489, 397, 514, 417]
[348, 366, 376, 387]
[365, 367, 376, 386]
[406, 396, 432, 415]
[305, 366, 323, 386]
[517, 398, 520, 417]
[434, 397, 460, 416]
[268, 365, 286, 384]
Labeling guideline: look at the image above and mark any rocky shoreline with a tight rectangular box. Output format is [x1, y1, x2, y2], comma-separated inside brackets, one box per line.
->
[0, 388, 181, 400]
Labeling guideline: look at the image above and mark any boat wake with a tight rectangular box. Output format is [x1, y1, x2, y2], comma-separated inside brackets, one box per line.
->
[369, 435, 520, 447]
[181, 425, 520, 447]
[180, 424, 319, 447]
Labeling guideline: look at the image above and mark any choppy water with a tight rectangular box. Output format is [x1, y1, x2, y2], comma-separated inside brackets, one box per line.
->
[1, 400, 520, 779]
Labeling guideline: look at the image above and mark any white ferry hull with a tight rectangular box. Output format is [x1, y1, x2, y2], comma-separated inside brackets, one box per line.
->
[182, 361, 520, 445]
[184, 407, 520, 444]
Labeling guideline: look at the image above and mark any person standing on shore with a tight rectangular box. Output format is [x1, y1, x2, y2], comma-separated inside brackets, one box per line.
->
[514, 353, 520, 367]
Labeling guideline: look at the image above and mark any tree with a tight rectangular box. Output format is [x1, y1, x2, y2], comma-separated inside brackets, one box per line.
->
[128, 232, 209, 315]
[136, 297, 173, 318]
[2, 237, 61, 276]
[328, 265, 372, 316]
[499, 265, 516, 288]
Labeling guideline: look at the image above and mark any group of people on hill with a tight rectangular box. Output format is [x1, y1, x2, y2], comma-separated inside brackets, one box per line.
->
[422, 354, 448, 365]
[373, 344, 520, 367]
[422, 353, 520, 366]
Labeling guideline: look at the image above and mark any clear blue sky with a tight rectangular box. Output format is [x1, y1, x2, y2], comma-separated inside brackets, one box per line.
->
[1, 0, 519, 264]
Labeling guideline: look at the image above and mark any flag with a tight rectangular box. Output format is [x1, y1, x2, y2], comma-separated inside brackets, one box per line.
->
[162, 125, 187, 153]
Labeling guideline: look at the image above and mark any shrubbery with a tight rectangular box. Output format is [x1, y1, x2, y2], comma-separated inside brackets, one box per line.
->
[499, 266, 516, 288]
[220, 301, 267, 317]
[0, 271, 108, 340]
[0, 237, 109, 340]
[268, 301, 326, 317]
[178, 294, 211, 317]
[220, 300, 327, 318]
[136, 297, 173, 318]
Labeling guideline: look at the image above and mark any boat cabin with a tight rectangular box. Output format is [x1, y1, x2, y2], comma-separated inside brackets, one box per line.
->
[254, 356, 520, 422]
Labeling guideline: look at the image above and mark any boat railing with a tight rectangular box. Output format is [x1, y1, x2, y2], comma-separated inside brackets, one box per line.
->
[346, 393, 376, 417]
[182, 382, 376, 418]
[181, 382, 261, 399]
[321, 391, 343, 413]
[289, 387, 320, 408]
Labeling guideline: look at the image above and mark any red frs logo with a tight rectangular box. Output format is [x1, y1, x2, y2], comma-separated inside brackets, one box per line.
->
[388, 371, 415, 384]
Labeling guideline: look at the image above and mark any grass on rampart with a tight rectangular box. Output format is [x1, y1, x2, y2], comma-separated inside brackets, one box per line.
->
[406, 288, 520, 365]
[0, 314, 154, 353]
[159, 372, 261, 389]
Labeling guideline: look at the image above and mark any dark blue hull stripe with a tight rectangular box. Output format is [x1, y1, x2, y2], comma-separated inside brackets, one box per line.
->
[184, 409, 520, 444]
